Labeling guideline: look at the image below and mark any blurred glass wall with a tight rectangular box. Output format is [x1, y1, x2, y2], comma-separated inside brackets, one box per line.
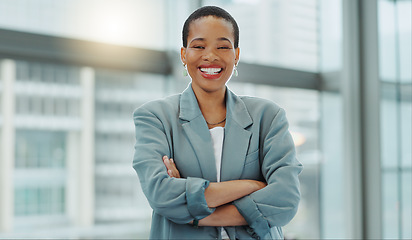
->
[0, 0, 410, 239]
[379, 0, 411, 238]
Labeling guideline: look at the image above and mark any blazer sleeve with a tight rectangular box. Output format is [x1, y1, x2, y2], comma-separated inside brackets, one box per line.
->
[233, 108, 303, 237]
[132, 106, 215, 224]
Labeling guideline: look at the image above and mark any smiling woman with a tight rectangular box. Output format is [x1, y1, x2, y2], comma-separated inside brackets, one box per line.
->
[132, 5, 302, 240]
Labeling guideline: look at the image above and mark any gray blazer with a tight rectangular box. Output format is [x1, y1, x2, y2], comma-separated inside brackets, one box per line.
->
[132, 84, 302, 239]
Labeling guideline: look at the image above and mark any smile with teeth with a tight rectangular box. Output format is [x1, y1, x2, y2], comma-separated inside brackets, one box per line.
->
[199, 67, 222, 75]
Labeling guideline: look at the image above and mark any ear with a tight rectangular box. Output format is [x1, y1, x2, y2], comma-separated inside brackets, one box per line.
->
[180, 47, 187, 65]
[235, 47, 240, 65]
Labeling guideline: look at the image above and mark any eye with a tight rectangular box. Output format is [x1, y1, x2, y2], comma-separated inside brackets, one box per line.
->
[192, 46, 205, 49]
[218, 46, 231, 50]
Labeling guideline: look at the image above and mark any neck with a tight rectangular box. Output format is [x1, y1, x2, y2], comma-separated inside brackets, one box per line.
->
[192, 85, 227, 127]
[193, 86, 226, 111]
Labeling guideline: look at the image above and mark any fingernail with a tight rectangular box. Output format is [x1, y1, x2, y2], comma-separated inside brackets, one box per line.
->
[170, 158, 174, 163]
[163, 156, 167, 160]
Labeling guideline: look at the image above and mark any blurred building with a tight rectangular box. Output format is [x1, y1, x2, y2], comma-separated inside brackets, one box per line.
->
[0, 0, 411, 239]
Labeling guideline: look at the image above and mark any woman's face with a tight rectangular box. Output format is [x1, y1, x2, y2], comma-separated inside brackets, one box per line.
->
[181, 16, 240, 94]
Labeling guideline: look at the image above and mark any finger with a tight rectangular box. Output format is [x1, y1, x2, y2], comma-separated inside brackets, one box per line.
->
[169, 158, 181, 178]
[166, 158, 179, 178]
[164, 156, 174, 170]
[163, 156, 180, 178]
[163, 156, 173, 171]
[163, 156, 172, 169]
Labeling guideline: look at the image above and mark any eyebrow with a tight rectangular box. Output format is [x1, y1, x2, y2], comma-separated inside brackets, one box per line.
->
[217, 37, 233, 44]
[189, 37, 233, 44]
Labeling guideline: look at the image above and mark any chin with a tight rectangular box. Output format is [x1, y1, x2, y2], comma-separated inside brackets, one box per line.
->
[200, 82, 227, 93]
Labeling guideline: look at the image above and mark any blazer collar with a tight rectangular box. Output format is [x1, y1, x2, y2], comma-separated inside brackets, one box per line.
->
[179, 84, 203, 122]
[225, 86, 253, 129]
[179, 83, 253, 129]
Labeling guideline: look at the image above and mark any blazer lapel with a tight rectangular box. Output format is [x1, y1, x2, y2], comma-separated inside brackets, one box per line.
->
[179, 85, 217, 182]
[221, 89, 253, 181]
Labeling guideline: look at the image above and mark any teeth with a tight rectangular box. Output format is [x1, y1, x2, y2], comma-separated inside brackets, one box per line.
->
[200, 68, 222, 75]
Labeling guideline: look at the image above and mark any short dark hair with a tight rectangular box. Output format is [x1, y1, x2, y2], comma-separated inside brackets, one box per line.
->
[182, 6, 239, 49]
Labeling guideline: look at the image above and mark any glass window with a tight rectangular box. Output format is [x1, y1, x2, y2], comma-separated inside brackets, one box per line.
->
[402, 171, 412, 237]
[401, 96, 411, 168]
[94, 68, 168, 237]
[14, 186, 65, 216]
[382, 171, 400, 237]
[318, 0, 345, 238]
[378, 0, 397, 83]
[13, 130, 67, 230]
[396, 1, 412, 83]
[320, 92, 345, 237]
[0, 0, 168, 50]
[14, 61, 82, 122]
[381, 84, 399, 169]
[15, 130, 66, 168]
[378, 0, 412, 238]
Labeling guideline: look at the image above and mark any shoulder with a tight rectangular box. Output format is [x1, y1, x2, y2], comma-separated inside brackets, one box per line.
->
[239, 95, 282, 118]
[237, 96, 290, 139]
[133, 93, 180, 118]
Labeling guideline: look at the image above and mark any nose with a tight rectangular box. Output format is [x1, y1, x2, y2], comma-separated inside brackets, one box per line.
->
[202, 48, 218, 62]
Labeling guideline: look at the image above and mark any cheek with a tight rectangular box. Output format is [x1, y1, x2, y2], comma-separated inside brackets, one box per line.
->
[185, 53, 199, 65]
[225, 58, 236, 70]
[224, 52, 237, 64]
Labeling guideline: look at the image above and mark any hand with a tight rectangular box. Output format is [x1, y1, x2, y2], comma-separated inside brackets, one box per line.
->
[163, 155, 181, 178]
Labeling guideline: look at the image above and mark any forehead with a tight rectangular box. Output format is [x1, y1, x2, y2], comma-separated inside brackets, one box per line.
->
[188, 16, 234, 41]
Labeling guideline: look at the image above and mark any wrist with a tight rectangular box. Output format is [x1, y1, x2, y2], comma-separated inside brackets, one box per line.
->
[192, 219, 199, 228]
[249, 180, 266, 192]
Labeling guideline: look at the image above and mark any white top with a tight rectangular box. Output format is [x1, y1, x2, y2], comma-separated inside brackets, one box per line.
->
[210, 127, 224, 182]
[209, 127, 229, 239]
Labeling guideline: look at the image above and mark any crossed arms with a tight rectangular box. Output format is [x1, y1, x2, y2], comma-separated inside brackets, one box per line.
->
[163, 155, 266, 226]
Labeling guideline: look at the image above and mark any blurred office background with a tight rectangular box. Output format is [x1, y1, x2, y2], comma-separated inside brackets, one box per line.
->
[0, 0, 410, 239]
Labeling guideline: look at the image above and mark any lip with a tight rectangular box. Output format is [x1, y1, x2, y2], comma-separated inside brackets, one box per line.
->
[198, 64, 224, 80]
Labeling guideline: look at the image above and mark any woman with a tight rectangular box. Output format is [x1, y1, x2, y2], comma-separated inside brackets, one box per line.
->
[133, 6, 302, 239]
